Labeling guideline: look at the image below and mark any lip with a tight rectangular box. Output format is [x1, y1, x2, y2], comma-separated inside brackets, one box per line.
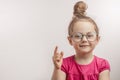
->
[80, 44, 89, 46]
[79, 45, 89, 47]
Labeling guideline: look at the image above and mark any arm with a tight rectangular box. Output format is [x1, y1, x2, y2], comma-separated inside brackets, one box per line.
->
[51, 46, 66, 80]
[99, 70, 110, 80]
[51, 68, 66, 80]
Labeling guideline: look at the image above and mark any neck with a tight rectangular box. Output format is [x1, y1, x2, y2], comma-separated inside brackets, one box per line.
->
[74, 52, 94, 65]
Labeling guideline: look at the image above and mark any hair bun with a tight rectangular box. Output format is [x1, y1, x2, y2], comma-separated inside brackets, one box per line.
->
[73, 1, 87, 17]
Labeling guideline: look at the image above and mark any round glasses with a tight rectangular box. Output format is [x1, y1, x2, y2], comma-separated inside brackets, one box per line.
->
[70, 32, 97, 42]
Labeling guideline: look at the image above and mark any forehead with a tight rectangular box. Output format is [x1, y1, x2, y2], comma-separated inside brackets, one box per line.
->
[73, 21, 95, 33]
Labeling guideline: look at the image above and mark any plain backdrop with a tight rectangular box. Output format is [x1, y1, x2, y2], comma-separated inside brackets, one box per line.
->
[0, 0, 120, 80]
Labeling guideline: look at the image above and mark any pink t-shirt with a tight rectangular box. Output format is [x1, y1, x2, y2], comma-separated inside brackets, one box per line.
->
[61, 55, 110, 80]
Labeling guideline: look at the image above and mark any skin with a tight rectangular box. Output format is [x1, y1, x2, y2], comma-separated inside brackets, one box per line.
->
[52, 21, 110, 80]
[52, 46, 66, 80]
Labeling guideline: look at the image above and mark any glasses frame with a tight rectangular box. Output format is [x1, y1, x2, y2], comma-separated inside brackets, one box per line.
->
[70, 32, 97, 42]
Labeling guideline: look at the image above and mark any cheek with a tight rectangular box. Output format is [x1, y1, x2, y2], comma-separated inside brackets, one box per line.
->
[72, 41, 80, 48]
[90, 41, 97, 47]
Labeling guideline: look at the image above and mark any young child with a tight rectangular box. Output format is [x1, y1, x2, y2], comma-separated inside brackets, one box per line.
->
[52, 1, 110, 80]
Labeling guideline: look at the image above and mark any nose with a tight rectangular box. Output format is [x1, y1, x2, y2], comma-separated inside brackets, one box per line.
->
[81, 35, 88, 42]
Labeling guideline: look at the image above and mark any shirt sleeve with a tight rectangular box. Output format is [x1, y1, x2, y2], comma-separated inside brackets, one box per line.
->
[61, 59, 68, 74]
[99, 59, 110, 73]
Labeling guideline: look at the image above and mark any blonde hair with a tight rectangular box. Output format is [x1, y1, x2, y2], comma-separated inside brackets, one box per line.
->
[68, 1, 99, 36]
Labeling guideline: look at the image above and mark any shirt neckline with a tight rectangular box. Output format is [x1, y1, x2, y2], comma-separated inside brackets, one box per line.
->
[72, 55, 96, 66]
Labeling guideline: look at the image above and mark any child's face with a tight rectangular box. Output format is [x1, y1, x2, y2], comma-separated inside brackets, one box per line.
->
[68, 21, 100, 54]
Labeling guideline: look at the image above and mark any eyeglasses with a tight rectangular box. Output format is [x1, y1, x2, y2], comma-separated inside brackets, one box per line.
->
[70, 32, 97, 42]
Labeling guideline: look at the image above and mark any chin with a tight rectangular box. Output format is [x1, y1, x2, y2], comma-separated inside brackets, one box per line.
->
[81, 50, 92, 54]
[78, 47, 93, 53]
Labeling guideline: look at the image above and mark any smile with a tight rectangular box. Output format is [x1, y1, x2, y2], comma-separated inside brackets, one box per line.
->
[79, 45, 89, 47]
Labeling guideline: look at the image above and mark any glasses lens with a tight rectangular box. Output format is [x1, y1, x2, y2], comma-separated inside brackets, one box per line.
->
[71, 32, 97, 42]
[72, 33, 82, 42]
[86, 32, 96, 41]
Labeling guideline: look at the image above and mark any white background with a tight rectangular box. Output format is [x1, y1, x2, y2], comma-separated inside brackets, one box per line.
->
[0, 0, 120, 80]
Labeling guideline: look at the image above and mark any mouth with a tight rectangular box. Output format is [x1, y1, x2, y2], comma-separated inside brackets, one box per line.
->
[79, 45, 89, 48]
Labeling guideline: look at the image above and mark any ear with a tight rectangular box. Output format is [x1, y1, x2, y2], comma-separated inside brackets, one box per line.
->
[67, 36, 73, 45]
[96, 36, 100, 44]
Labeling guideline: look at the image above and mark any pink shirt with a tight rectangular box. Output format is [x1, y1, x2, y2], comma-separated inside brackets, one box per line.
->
[61, 55, 110, 80]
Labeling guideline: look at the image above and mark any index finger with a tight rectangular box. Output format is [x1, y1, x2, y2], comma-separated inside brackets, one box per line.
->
[54, 46, 58, 55]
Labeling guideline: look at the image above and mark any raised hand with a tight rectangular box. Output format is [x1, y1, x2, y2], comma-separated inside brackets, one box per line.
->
[52, 46, 64, 69]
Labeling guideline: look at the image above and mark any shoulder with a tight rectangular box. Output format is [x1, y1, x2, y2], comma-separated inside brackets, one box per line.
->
[95, 56, 108, 62]
[61, 55, 75, 73]
[94, 55, 110, 73]
[94, 56, 110, 65]
[62, 55, 74, 64]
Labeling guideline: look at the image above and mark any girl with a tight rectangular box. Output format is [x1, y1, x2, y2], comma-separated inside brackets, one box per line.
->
[52, 1, 110, 80]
